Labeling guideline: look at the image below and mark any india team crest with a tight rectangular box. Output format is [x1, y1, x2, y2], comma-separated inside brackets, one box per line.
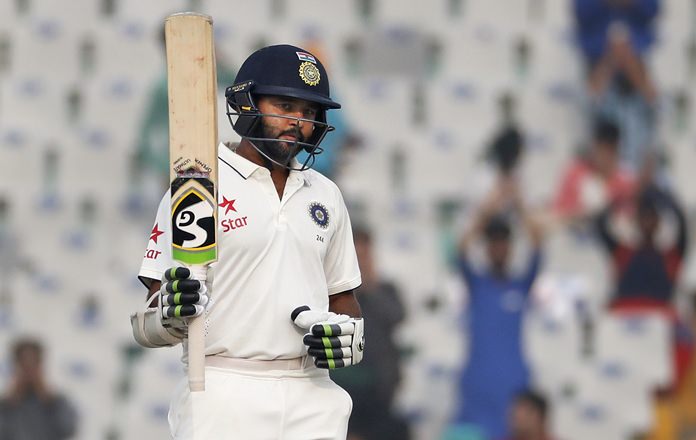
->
[308, 202, 329, 229]
[299, 61, 320, 86]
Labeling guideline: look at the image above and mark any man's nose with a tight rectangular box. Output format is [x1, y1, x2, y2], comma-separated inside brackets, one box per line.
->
[288, 111, 304, 127]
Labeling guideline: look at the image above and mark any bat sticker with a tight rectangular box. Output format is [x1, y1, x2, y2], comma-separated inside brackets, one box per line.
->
[170, 178, 217, 264]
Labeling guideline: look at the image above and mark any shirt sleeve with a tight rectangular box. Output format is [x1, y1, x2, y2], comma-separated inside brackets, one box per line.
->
[595, 206, 619, 254]
[138, 191, 174, 288]
[521, 250, 543, 293]
[323, 187, 361, 295]
[50, 395, 79, 439]
[457, 254, 476, 286]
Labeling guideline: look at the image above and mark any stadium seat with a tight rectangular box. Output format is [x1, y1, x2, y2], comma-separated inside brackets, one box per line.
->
[441, 28, 515, 87]
[91, 20, 162, 80]
[116, 0, 189, 29]
[281, 0, 360, 33]
[594, 312, 673, 389]
[50, 335, 119, 440]
[554, 358, 653, 439]
[120, 348, 184, 439]
[340, 78, 413, 142]
[0, 75, 70, 131]
[524, 307, 584, 393]
[78, 74, 150, 146]
[10, 18, 81, 80]
[373, 0, 449, 31]
[28, 0, 100, 32]
[464, 0, 528, 35]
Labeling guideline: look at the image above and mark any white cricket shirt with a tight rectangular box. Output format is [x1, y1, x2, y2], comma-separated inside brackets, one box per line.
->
[138, 144, 362, 360]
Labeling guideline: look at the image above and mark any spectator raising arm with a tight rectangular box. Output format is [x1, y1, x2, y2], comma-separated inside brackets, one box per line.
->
[459, 178, 510, 255]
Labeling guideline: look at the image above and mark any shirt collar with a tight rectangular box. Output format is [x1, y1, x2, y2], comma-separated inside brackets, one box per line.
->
[219, 142, 311, 186]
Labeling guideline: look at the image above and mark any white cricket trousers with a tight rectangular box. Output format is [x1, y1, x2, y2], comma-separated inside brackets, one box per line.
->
[168, 356, 353, 440]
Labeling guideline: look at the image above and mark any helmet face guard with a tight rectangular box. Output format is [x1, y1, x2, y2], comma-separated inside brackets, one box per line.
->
[225, 81, 334, 171]
[224, 45, 341, 171]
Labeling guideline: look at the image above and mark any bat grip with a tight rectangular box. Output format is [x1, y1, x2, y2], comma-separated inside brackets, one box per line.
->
[188, 315, 205, 392]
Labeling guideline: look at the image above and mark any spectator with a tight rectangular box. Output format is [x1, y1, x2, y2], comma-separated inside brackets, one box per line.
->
[501, 390, 554, 440]
[448, 176, 544, 440]
[596, 185, 689, 439]
[573, 0, 660, 170]
[553, 118, 637, 224]
[0, 338, 78, 439]
[331, 226, 410, 440]
[596, 184, 687, 310]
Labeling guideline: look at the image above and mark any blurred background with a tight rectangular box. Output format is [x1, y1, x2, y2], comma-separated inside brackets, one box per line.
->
[1, 0, 696, 439]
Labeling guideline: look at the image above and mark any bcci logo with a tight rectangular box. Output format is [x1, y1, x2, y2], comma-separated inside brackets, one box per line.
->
[308, 202, 329, 229]
[299, 61, 320, 86]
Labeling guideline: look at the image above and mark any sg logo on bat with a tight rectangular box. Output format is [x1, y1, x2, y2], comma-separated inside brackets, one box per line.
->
[171, 177, 217, 265]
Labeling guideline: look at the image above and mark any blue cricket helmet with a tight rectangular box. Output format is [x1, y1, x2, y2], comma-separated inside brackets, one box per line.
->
[225, 45, 341, 170]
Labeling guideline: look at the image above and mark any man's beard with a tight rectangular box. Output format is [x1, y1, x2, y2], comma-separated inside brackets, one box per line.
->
[255, 121, 306, 166]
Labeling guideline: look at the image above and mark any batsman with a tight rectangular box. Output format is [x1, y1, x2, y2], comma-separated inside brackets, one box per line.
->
[130, 13, 364, 440]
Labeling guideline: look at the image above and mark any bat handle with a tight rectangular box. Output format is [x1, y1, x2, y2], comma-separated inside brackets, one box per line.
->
[188, 314, 205, 392]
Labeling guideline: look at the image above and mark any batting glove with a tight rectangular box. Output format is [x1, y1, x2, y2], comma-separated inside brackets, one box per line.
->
[160, 267, 209, 327]
[291, 306, 365, 369]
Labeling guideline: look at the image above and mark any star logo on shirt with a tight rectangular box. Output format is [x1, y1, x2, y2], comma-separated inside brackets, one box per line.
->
[219, 196, 237, 215]
[149, 223, 164, 244]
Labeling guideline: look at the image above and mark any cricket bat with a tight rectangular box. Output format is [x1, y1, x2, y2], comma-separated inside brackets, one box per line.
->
[165, 12, 218, 392]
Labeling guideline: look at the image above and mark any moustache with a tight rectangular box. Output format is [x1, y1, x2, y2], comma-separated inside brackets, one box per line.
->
[278, 129, 305, 144]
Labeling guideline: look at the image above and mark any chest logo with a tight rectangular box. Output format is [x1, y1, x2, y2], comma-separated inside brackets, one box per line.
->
[219, 196, 237, 215]
[308, 202, 329, 229]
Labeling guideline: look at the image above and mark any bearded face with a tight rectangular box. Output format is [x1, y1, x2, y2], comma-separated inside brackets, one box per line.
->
[255, 118, 307, 165]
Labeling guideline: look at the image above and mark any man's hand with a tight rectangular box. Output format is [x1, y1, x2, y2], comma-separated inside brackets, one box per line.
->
[160, 267, 209, 326]
[291, 306, 364, 369]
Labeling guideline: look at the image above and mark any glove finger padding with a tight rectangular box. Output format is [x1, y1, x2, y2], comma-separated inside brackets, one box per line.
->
[163, 266, 193, 281]
[310, 322, 356, 336]
[315, 358, 354, 369]
[165, 279, 202, 294]
[303, 334, 353, 349]
[291, 305, 365, 369]
[162, 304, 205, 318]
[160, 267, 208, 320]
[307, 347, 352, 359]
[162, 292, 203, 306]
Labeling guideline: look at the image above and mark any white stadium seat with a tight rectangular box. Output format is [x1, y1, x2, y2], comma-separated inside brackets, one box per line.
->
[594, 312, 673, 389]
[11, 18, 81, 80]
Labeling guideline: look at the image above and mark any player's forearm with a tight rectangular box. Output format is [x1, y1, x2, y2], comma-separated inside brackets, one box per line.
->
[147, 280, 161, 306]
[518, 203, 544, 248]
[459, 210, 488, 253]
[329, 290, 362, 318]
[588, 52, 615, 98]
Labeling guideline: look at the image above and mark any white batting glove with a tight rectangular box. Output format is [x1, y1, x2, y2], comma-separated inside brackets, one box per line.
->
[291, 306, 365, 369]
[160, 267, 209, 330]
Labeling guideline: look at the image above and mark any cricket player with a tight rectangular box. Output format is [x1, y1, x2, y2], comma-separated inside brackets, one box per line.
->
[131, 45, 364, 439]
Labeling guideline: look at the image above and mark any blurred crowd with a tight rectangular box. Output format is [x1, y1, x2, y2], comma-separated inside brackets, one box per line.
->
[2, 0, 696, 439]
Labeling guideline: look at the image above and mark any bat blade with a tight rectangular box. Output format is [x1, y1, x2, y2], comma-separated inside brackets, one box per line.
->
[165, 12, 218, 393]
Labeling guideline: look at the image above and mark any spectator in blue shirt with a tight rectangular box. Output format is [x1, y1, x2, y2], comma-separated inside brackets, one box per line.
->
[573, 0, 661, 171]
[448, 177, 544, 440]
[574, 0, 659, 63]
